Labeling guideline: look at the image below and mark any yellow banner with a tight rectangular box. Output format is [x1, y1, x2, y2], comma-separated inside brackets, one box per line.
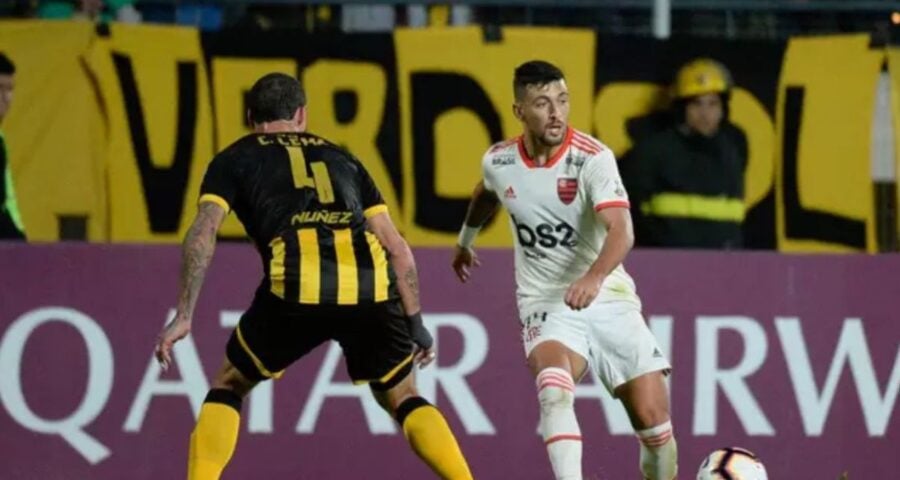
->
[395, 27, 595, 246]
[0, 21, 106, 241]
[888, 46, 900, 244]
[2, 22, 890, 252]
[731, 87, 775, 211]
[774, 34, 881, 252]
[85, 23, 218, 241]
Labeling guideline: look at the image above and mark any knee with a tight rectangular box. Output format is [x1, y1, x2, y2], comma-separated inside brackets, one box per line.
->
[375, 371, 419, 415]
[632, 403, 670, 431]
[538, 386, 575, 416]
[536, 368, 576, 414]
[211, 363, 257, 398]
[370, 385, 417, 415]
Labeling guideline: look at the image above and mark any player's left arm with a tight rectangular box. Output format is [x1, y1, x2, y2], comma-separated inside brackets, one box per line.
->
[564, 207, 634, 310]
[564, 148, 634, 311]
[357, 157, 435, 368]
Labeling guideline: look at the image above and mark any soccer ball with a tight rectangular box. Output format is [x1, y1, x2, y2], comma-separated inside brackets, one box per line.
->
[696, 447, 768, 480]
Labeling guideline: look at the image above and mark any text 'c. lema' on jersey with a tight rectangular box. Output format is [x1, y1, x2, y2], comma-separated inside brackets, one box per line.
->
[198, 132, 398, 305]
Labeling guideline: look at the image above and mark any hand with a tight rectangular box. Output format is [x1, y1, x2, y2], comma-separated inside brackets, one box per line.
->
[414, 345, 436, 369]
[451, 245, 480, 283]
[407, 311, 436, 369]
[155, 316, 191, 371]
[564, 273, 604, 311]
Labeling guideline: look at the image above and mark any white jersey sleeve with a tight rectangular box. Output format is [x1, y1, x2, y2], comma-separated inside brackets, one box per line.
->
[582, 149, 630, 211]
[481, 149, 497, 193]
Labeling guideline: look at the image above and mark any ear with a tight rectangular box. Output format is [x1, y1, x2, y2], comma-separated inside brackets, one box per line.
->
[512, 102, 523, 121]
[246, 109, 253, 127]
[294, 106, 307, 130]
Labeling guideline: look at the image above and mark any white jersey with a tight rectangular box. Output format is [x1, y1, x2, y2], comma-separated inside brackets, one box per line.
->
[482, 127, 640, 311]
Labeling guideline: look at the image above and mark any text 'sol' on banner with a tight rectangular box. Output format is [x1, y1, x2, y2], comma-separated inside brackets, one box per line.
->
[394, 27, 596, 246]
[594, 36, 784, 249]
[86, 24, 215, 242]
[0, 21, 107, 241]
[202, 32, 403, 238]
[775, 34, 882, 253]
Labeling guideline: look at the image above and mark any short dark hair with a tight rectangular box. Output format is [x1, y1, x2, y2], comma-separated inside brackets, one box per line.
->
[247, 73, 306, 124]
[0, 53, 15, 75]
[513, 60, 564, 100]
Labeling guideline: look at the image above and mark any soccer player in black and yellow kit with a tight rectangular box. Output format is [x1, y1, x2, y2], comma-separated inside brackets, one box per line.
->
[154, 73, 473, 480]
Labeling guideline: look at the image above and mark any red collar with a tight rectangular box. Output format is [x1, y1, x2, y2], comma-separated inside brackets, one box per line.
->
[517, 127, 573, 169]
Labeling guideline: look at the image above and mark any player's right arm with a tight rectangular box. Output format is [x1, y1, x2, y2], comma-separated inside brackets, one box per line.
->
[452, 148, 502, 283]
[155, 152, 234, 371]
[155, 201, 227, 371]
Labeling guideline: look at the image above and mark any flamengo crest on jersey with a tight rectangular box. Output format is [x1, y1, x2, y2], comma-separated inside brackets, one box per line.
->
[481, 127, 640, 309]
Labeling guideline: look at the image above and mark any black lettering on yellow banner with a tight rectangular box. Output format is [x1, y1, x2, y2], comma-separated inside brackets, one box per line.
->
[395, 27, 595, 246]
[410, 72, 503, 232]
[775, 35, 882, 252]
[113, 55, 196, 233]
[303, 60, 400, 221]
[86, 25, 215, 242]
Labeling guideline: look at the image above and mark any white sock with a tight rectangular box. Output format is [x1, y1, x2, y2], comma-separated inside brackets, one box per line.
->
[636, 420, 678, 480]
[536, 367, 582, 480]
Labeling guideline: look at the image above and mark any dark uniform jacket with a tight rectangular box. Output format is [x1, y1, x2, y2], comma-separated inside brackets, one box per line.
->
[622, 123, 747, 249]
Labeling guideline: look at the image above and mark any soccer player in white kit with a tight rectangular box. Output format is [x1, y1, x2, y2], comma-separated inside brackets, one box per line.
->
[452, 61, 678, 480]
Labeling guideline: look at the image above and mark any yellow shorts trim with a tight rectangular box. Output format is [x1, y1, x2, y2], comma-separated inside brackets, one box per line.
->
[235, 324, 284, 380]
[198, 193, 230, 213]
[353, 353, 414, 385]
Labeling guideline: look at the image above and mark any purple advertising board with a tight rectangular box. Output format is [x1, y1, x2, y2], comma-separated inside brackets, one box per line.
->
[1, 244, 898, 479]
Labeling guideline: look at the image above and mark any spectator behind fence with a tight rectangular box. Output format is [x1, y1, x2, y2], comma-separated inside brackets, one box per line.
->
[0, 53, 25, 240]
[37, 0, 141, 23]
[621, 58, 747, 249]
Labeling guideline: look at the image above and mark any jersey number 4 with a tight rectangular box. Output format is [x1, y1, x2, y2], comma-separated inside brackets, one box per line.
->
[285, 145, 335, 204]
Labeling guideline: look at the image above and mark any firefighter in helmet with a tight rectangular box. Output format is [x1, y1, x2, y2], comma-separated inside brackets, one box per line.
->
[622, 58, 748, 249]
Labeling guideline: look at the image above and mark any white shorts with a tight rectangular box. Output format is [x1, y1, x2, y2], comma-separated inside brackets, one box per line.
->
[520, 300, 671, 395]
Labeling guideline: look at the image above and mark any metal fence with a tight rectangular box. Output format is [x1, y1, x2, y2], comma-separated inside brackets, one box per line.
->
[1, 0, 896, 38]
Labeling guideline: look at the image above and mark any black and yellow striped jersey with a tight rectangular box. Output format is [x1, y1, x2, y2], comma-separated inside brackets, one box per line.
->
[199, 131, 398, 305]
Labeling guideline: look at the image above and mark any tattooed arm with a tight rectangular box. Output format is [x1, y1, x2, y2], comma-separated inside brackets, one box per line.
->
[367, 211, 435, 367]
[155, 202, 227, 370]
[367, 210, 420, 316]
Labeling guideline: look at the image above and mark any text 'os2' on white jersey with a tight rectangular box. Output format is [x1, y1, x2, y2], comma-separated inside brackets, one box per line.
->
[480, 127, 640, 310]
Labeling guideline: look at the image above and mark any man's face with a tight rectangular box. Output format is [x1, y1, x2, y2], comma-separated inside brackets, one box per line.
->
[81, 0, 104, 17]
[684, 93, 723, 137]
[0, 74, 14, 122]
[514, 79, 570, 147]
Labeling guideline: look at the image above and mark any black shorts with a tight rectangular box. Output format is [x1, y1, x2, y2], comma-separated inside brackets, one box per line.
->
[226, 288, 415, 389]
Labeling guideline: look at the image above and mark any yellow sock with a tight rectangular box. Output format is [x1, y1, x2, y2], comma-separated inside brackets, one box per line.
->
[397, 397, 473, 480]
[188, 389, 242, 480]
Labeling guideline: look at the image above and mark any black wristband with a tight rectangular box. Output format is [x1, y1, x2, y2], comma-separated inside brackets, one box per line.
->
[406, 311, 433, 350]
